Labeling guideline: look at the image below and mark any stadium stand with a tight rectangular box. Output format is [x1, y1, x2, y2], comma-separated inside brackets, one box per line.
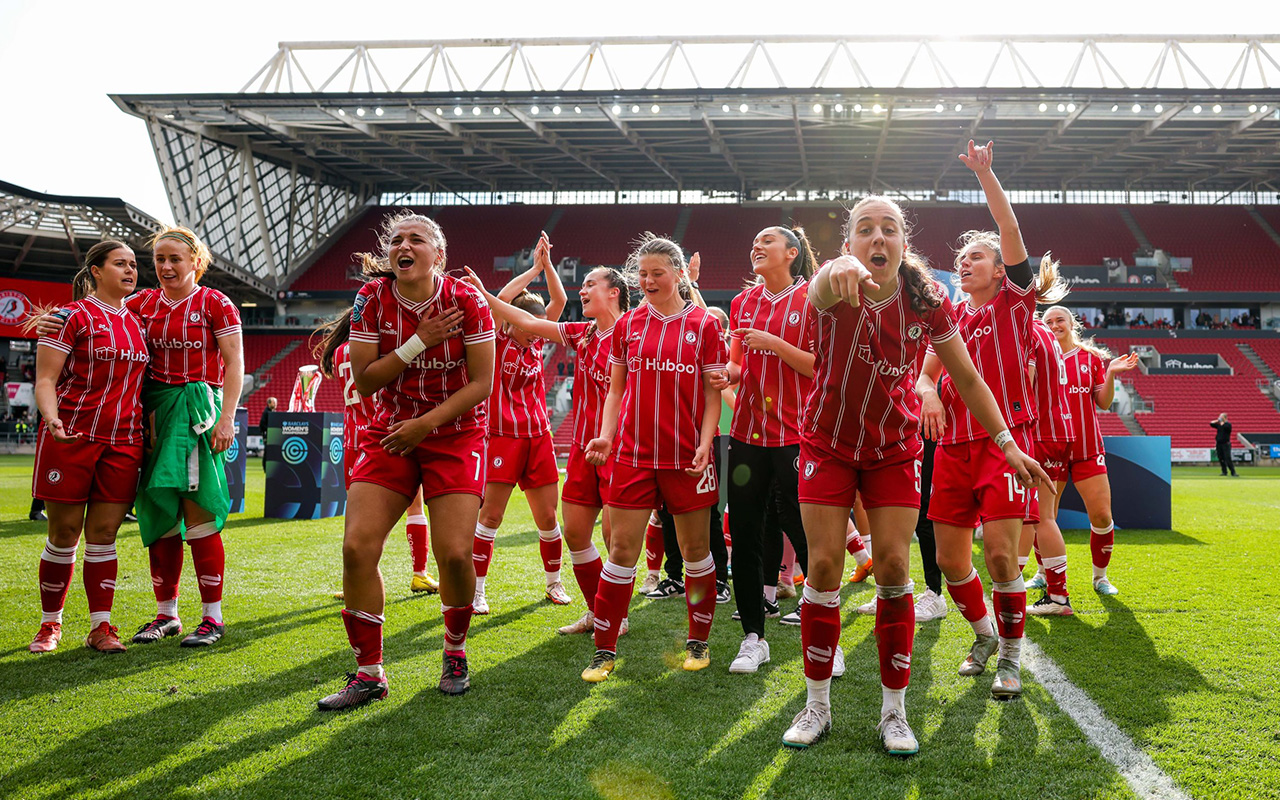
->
[1126, 205, 1280, 291]
[677, 206, 787, 289]
[551, 204, 682, 266]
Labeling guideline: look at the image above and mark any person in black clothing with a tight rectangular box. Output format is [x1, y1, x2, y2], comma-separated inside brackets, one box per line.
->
[259, 397, 277, 469]
[1211, 413, 1237, 476]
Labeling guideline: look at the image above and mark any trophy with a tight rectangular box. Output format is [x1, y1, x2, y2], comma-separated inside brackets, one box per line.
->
[289, 364, 322, 412]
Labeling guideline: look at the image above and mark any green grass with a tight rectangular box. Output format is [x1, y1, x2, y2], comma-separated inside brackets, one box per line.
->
[0, 457, 1277, 800]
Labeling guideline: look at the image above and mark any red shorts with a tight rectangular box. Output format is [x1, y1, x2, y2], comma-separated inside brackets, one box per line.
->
[562, 447, 611, 508]
[350, 425, 487, 501]
[929, 426, 1039, 529]
[798, 437, 921, 509]
[344, 446, 360, 490]
[32, 431, 143, 505]
[487, 432, 559, 490]
[609, 460, 719, 516]
[1066, 452, 1108, 484]
[1036, 439, 1073, 484]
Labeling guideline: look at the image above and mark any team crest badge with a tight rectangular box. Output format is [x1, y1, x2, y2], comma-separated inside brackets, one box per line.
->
[788, 311, 801, 325]
[907, 324, 923, 340]
[46, 469, 62, 485]
[1080, 364, 1088, 373]
[188, 312, 201, 323]
[493, 456, 504, 468]
[803, 461, 817, 480]
[684, 331, 697, 344]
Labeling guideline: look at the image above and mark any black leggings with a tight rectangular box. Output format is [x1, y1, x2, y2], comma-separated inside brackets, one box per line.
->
[916, 437, 942, 595]
[727, 439, 809, 638]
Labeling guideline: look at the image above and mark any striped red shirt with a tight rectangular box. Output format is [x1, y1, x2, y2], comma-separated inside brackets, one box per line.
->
[126, 286, 239, 387]
[39, 296, 150, 445]
[489, 329, 550, 438]
[803, 281, 958, 462]
[937, 269, 1037, 445]
[559, 321, 614, 450]
[729, 279, 813, 447]
[609, 303, 727, 470]
[1063, 347, 1108, 461]
[334, 342, 375, 451]
[349, 275, 495, 433]
[1029, 320, 1074, 443]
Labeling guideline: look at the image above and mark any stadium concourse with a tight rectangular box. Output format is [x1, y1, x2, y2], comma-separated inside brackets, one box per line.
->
[3, 34, 1280, 800]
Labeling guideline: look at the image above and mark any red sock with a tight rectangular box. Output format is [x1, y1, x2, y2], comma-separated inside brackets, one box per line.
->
[342, 608, 384, 666]
[945, 570, 988, 623]
[82, 543, 118, 619]
[442, 604, 472, 654]
[149, 534, 184, 608]
[1034, 544, 1044, 568]
[473, 525, 497, 579]
[876, 591, 914, 691]
[1044, 556, 1069, 599]
[592, 561, 635, 653]
[38, 540, 76, 621]
[992, 585, 1027, 640]
[1090, 524, 1115, 571]
[406, 516, 429, 573]
[800, 583, 842, 681]
[644, 517, 664, 573]
[188, 531, 225, 604]
[684, 554, 716, 643]
[722, 509, 732, 551]
[570, 547, 602, 612]
[846, 529, 867, 557]
[538, 527, 563, 577]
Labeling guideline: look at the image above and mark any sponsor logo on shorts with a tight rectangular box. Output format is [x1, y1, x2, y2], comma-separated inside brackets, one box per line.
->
[46, 469, 62, 485]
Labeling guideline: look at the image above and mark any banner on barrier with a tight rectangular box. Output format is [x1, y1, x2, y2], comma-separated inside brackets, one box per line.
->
[264, 412, 346, 519]
[1171, 447, 1212, 463]
[1057, 436, 1171, 530]
[223, 408, 248, 514]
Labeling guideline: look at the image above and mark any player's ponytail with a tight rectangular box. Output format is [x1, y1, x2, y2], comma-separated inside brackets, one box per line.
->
[1034, 253, 1070, 304]
[313, 308, 353, 379]
[22, 240, 132, 334]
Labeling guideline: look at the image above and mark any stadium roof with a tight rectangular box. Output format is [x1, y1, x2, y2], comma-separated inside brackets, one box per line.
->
[0, 180, 265, 300]
[110, 35, 1280, 292]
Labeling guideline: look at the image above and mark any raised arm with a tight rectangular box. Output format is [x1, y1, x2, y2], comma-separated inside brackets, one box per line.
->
[960, 140, 1030, 285]
[809, 255, 880, 311]
[1096, 352, 1139, 410]
[462, 267, 567, 345]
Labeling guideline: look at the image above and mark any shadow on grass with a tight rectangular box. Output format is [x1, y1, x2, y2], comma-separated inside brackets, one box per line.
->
[0, 519, 49, 539]
[1059, 529, 1207, 546]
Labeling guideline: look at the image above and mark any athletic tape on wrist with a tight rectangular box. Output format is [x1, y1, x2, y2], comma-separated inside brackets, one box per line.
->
[395, 334, 427, 363]
[993, 429, 1014, 449]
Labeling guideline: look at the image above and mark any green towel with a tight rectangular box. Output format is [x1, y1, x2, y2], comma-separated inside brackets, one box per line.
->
[137, 381, 229, 547]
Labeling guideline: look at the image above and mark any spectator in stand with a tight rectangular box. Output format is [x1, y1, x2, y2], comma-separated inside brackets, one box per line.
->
[1211, 413, 1237, 477]
[258, 397, 277, 469]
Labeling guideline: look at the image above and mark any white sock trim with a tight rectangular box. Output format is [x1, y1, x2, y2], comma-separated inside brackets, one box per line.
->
[601, 560, 637, 584]
[406, 514, 427, 526]
[84, 543, 117, 563]
[474, 523, 498, 542]
[993, 576, 1026, 594]
[1043, 555, 1068, 571]
[876, 582, 914, 600]
[685, 553, 715, 579]
[569, 545, 601, 566]
[805, 676, 832, 708]
[537, 526, 562, 542]
[1090, 523, 1115, 536]
[945, 568, 980, 587]
[802, 582, 841, 608]
[185, 521, 219, 541]
[41, 540, 77, 565]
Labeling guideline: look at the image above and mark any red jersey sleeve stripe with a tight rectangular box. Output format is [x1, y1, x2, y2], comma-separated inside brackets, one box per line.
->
[38, 339, 74, 354]
[350, 331, 380, 342]
[463, 331, 496, 345]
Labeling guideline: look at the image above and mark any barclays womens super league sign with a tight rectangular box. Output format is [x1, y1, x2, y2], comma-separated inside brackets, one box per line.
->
[264, 412, 346, 519]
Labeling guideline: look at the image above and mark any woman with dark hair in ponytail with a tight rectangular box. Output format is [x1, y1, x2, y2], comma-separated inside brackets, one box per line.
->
[28, 241, 149, 653]
[462, 258, 629, 637]
[707, 226, 817, 675]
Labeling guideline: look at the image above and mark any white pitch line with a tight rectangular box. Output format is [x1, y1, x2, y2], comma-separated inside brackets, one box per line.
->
[1022, 639, 1192, 800]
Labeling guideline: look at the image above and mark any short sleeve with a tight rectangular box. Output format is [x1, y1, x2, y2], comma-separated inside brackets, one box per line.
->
[38, 307, 83, 355]
[1091, 353, 1108, 389]
[609, 314, 629, 366]
[700, 315, 728, 373]
[557, 321, 590, 350]
[796, 301, 815, 353]
[209, 290, 242, 338]
[349, 281, 381, 343]
[926, 294, 959, 344]
[1002, 266, 1037, 316]
[461, 286, 496, 346]
[729, 293, 745, 341]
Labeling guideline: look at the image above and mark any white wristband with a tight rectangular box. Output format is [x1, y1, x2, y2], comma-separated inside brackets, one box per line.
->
[993, 429, 1014, 449]
[394, 334, 427, 364]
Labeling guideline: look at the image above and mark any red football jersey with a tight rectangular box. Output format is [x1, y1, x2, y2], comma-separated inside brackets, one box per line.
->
[729, 279, 814, 447]
[559, 321, 614, 450]
[1029, 320, 1074, 443]
[609, 303, 727, 470]
[39, 296, 150, 445]
[126, 286, 240, 387]
[348, 275, 495, 433]
[1063, 346, 1108, 461]
[489, 329, 550, 438]
[937, 269, 1037, 445]
[803, 281, 958, 462]
[335, 342, 375, 451]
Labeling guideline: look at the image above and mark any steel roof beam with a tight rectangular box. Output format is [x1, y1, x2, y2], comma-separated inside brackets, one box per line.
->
[1061, 103, 1186, 186]
[503, 107, 619, 186]
[599, 105, 682, 187]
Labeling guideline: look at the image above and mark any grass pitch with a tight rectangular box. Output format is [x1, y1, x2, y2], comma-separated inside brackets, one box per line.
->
[0, 457, 1277, 800]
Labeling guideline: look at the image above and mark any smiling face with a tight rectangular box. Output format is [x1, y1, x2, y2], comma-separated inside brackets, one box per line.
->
[1043, 306, 1075, 347]
[153, 239, 200, 293]
[636, 253, 681, 306]
[751, 227, 798, 278]
[844, 200, 905, 285]
[388, 220, 443, 282]
[93, 246, 138, 298]
[579, 267, 619, 318]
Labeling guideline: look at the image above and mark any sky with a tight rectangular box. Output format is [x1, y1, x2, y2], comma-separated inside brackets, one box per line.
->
[1, 0, 1276, 221]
